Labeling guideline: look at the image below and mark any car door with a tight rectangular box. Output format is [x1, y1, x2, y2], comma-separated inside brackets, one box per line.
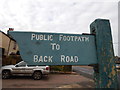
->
[12, 61, 27, 74]
[25, 65, 34, 74]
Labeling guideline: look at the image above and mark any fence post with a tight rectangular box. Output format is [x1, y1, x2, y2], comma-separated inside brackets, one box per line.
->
[90, 19, 118, 88]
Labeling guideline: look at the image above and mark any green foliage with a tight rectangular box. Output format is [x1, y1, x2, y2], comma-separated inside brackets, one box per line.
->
[50, 65, 72, 72]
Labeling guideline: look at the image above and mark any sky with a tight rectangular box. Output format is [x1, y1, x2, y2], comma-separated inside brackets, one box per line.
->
[0, 0, 119, 56]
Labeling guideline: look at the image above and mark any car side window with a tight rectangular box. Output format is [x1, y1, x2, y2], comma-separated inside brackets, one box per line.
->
[18, 64, 26, 67]
[16, 62, 27, 67]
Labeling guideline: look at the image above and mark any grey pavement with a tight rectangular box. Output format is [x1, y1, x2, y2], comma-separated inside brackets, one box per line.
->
[118, 70, 120, 89]
[2, 74, 94, 88]
[72, 66, 94, 79]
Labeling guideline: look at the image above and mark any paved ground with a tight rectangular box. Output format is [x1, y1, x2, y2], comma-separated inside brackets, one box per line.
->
[2, 74, 94, 88]
[72, 66, 94, 79]
[118, 70, 120, 89]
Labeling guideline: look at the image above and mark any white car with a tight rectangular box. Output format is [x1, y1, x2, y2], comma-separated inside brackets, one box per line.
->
[2, 61, 50, 80]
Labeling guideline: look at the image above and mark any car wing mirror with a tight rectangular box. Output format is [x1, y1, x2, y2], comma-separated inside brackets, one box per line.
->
[15, 65, 19, 67]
